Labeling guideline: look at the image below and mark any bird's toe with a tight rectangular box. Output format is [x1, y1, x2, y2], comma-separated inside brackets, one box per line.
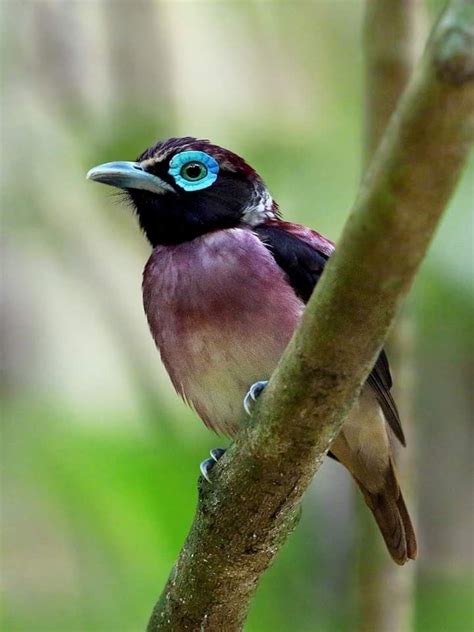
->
[200, 458, 216, 483]
[200, 448, 227, 482]
[243, 380, 269, 415]
[210, 447, 226, 462]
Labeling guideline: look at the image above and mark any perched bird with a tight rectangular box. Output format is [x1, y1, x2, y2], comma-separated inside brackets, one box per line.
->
[87, 137, 417, 565]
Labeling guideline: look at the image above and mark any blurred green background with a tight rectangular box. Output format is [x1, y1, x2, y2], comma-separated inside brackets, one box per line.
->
[1, 1, 473, 631]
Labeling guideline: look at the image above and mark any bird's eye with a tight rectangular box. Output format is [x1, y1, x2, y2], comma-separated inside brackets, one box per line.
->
[168, 150, 219, 191]
[181, 162, 207, 182]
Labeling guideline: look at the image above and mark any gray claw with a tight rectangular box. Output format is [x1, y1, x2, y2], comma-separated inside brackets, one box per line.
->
[200, 448, 227, 483]
[243, 380, 269, 415]
[200, 458, 215, 483]
[210, 447, 226, 462]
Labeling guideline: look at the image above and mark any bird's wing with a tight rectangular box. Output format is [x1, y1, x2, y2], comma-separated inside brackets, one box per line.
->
[367, 350, 405, 445]
[253, 220, 405, 446]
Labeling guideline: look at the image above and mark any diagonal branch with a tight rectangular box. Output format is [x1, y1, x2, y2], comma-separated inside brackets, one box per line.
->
[147, 2, 474, 630]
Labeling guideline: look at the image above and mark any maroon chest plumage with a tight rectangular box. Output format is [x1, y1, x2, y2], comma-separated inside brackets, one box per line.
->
[142, 228, 304, 435]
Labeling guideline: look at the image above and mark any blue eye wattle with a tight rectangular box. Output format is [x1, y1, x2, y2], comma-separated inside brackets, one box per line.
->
[168, 150, 219, 191]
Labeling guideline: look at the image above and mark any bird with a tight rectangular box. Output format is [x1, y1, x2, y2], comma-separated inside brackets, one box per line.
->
[87, 136, 417, 565]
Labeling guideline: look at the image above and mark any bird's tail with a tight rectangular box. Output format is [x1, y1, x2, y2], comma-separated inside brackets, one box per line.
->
[355, 460, 417, 565]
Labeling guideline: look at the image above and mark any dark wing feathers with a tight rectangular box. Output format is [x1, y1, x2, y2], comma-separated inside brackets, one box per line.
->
[254, 222, 405, 446]
[367, 352, 405, 445]
[254, 223, 328, 302]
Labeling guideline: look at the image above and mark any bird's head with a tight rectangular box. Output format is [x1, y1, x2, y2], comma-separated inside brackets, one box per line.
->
[87, 137, 278, 246]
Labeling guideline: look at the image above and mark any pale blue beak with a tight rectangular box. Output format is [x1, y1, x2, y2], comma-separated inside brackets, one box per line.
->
[86, 161, 175, 194]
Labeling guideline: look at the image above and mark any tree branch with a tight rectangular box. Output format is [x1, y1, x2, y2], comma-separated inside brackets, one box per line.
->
[363, 0, 426, 165]
[147, 2, 474, 630]
[357, 2, 426, 631]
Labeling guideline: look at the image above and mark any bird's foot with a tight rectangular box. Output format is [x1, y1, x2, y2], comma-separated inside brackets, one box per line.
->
[199, 448, 227, 483]
[243, 380, 269, 415]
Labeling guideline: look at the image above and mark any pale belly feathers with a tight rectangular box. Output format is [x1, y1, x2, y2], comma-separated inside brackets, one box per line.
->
[142, 228, 304, 434]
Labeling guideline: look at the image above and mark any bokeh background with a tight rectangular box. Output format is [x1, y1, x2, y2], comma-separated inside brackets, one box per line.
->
[2, 1, 473, 631]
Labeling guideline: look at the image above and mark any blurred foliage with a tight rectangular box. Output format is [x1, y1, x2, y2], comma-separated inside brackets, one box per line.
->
[2, 1, 473, 631]
[3, 403, 472, 632]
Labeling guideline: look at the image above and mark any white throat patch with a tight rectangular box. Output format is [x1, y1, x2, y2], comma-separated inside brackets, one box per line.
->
[241, 187, 275, 226]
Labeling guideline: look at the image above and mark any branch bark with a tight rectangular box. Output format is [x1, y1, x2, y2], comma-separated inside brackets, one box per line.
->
[363, 0, 426, 164]
[356, 2, 426, 631]
[147, 2, 474, 629]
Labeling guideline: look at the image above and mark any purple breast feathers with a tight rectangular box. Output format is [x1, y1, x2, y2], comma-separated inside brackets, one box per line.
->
[142, 228, 304, 435]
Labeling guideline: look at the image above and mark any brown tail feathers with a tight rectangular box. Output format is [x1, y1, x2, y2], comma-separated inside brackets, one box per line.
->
[355, 460, 417, 565]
